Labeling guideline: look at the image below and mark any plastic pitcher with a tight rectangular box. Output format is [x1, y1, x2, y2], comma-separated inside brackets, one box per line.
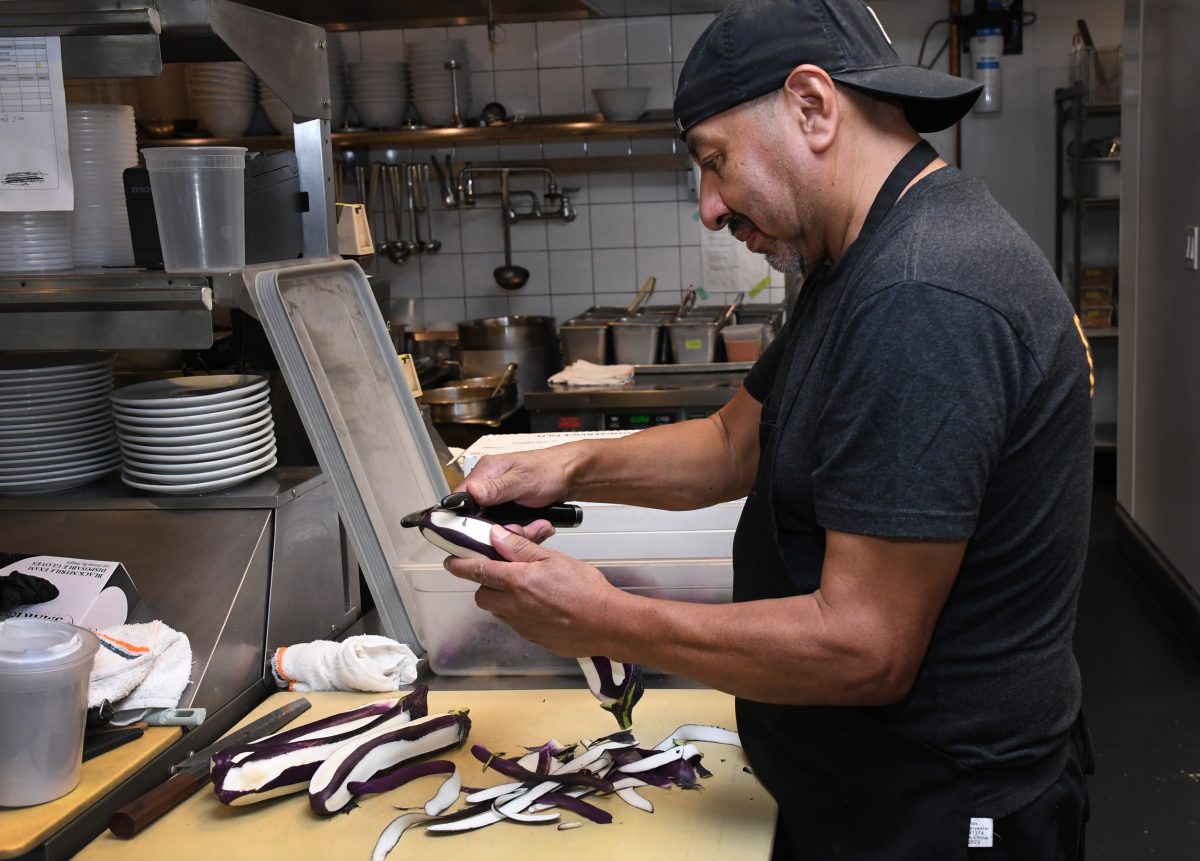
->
[0, 619, 100, 806]
[142, 146, 246, 273]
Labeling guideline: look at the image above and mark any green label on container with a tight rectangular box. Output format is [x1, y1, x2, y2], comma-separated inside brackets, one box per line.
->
[685, 338, 703, 350]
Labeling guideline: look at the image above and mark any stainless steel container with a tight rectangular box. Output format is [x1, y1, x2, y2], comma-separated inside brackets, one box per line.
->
[559, 317, 611, 365]
[610, 316, 664, 365]
[457, 315, 558, 350]
[665, 317, 722, 364]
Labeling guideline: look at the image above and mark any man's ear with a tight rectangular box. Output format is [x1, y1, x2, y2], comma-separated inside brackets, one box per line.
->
[782, 64, 840, 155]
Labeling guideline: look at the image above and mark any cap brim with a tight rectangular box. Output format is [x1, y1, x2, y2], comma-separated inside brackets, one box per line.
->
[831, 65, 983, 133]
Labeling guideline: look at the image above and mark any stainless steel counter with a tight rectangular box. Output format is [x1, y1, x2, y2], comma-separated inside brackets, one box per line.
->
[523, 369, 749, 431]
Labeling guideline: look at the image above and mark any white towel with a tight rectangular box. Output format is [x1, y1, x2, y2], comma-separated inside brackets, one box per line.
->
[548, 360, 636, 387]
[271, 635, 418, 693]
[89, 621, 193, 723]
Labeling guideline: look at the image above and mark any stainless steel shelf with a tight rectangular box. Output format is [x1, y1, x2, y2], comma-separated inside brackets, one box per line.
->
[142, 118, 680, 150]
[0, 271, 216, 350]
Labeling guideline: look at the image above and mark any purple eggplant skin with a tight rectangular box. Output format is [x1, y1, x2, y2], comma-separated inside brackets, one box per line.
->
[538, 792, 613, 824]
[418, 510, 504, 561]
[210, 686, 431, 806]
[470, 744, 614, 794]
[310, 712, 473, 816]
[346, 759, 455, 797]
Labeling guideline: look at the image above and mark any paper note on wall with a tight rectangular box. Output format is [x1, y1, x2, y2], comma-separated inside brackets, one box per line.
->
[700, 218, 770, 295]
[0, 36, 73, 210]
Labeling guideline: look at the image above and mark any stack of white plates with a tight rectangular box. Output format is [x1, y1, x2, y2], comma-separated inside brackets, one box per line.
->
[0, 352, 119, 495]
[67, 104, 138, 268]
[257, 79, 292, 135]
[346, 62, 406, 129]
[111, 375, 277, 494]
[407, 40, 470, 127]
[0, 211, 72, 274]
[188, 62, 256, 138]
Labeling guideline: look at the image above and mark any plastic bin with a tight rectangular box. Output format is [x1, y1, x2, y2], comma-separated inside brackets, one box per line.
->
[0, 619, 99, 807]
[722, 323, 766, 361]
[142, 146, 246, 273]
[398, 499, 745, 675]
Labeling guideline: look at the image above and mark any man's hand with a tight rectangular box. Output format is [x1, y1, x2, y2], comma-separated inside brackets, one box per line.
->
[456, 449, 574, 509]
[443, 524, 616, 659]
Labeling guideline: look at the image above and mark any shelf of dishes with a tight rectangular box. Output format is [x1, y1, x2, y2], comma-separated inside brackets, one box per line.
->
[138, 118, 681, 150]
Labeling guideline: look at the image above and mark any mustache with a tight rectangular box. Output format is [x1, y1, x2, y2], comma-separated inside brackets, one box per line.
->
[725, 213, 759, 238]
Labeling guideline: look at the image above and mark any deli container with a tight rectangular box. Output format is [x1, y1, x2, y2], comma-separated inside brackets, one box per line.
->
[0, 619, 100, 807]
[398, 499, 745, 675]
[722, 323, 768, 362]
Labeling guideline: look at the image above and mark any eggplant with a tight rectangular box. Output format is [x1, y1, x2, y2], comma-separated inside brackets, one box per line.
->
[579, 657, 645, 730]
[309, 711, 472, 815]
[210, 686, 430, 806]
[418, 509, 503, 560]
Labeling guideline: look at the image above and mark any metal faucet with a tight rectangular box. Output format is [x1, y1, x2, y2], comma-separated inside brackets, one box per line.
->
[432, 159, 577, 224]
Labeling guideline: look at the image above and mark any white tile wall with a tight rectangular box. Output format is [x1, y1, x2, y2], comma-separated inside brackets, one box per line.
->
[343, 12, 765, 325]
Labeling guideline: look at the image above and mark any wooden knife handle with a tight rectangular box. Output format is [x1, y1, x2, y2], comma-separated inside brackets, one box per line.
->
[108, 771, 205, 838]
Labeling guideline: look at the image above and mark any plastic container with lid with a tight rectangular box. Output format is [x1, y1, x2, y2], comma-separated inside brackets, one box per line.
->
[141, 146, 247, 273]
[0, 619, 100, 807]
[722, 322, 767, 361]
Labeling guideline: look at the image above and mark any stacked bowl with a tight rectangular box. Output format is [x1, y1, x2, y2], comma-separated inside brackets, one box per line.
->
[188, 62, 256, 138]
[111, 375, 277, 494]
[67, 104, 138, 268]
[326, 37, 348, 129]
[407, 40, 470, 127]
[0, 212, 71, 274]
[346, 62, 406, 129]
[0, 353, 119, 496]
[257, 79, 292, 135]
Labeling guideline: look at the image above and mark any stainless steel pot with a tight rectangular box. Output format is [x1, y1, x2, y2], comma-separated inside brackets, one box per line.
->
[419, 385, 505, 423]
[448, 374, 519, 411]
[457, 315, 558, 350]
[457, 316, 561, 395]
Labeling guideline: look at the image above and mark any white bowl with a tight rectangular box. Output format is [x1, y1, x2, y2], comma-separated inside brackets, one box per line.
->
[196, 102, 255, 137]
[592, 87, 650, 121]
[260, 98, 292, 134]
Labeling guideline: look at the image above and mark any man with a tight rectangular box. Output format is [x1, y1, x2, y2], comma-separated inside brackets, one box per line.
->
[445, 1, 1094, 857]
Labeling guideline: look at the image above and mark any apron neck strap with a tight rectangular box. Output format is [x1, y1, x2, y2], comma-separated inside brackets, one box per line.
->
[856, 139, 940, 247]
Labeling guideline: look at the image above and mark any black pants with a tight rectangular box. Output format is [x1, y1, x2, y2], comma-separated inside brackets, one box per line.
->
[968, 740, 1090, 860]
[771, 741, 1090, 860]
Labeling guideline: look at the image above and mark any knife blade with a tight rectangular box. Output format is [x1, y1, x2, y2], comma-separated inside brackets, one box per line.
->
[108, 697, 312, 838]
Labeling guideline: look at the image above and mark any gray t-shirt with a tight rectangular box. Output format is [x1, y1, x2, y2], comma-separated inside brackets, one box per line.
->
[740, 166, 1094, 815]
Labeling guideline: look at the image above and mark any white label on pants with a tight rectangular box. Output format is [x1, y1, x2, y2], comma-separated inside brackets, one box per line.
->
[969, 817, 994, 848]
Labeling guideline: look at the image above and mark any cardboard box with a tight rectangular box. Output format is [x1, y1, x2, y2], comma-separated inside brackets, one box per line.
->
[1079, 305, 1115, 329]
[0, 553, 140, 629]
[1080, 266, 1117, 288]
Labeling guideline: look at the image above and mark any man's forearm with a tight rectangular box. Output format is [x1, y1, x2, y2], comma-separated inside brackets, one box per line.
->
[560, 409, 755, 510]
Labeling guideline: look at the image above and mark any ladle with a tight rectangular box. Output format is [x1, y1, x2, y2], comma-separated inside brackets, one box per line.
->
[419, 163, 442, 253]
[493, 170, 529, 289]
[387, 165, 409, 261]
[383, 165, 408, 263]
[490, 362, 517, 399]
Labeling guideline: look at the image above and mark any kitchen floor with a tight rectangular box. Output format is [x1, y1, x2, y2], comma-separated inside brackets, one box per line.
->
[1074, 454, 1200, 859]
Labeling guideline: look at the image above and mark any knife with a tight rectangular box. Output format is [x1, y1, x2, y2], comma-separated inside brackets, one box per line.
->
[107, 697, 312, 838]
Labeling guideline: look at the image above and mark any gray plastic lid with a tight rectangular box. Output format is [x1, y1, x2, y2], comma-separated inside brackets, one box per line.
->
[0, 619, 100, 672]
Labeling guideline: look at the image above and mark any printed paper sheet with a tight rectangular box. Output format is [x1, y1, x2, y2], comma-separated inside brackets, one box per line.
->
[0, 36, 73, 210]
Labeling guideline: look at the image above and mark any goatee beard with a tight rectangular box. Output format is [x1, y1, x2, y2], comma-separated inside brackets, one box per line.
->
[727, 214, 805, 274]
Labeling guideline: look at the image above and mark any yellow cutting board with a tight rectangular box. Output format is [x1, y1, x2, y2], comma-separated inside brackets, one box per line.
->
[78, 688, 775, 861]
[0, 727, 181, 860]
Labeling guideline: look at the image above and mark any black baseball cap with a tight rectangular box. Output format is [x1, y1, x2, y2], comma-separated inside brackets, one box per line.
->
[674, 0, 982, 138]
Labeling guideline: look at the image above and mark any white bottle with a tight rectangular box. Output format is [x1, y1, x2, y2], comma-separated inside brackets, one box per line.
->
[970, 27, 1004, 113]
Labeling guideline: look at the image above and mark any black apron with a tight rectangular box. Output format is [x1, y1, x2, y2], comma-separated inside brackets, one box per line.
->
[733, 140, 983, 860]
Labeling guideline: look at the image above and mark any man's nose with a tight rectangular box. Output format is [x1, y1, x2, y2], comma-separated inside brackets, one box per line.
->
[697, 173, 731, 232]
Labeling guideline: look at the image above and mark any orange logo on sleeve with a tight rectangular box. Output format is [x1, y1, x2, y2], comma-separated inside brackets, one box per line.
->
[1072, 315, 1095, 399]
